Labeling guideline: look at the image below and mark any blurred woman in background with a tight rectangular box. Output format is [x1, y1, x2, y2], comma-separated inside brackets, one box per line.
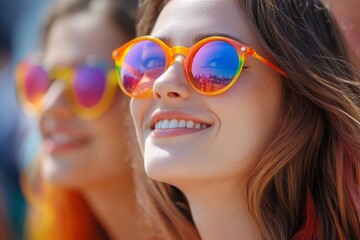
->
[16, 0, 143, 239]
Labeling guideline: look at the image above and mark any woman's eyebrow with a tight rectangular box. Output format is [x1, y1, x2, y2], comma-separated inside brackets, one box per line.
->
[151, 35, 170, 45]
[195, 33, 249, 46]
[151, 33, 249, 47]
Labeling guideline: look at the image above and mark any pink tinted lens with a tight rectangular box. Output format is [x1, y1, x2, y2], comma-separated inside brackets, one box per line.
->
[74, 66, 106, 108]
[24, 66, 49, 104]
[190, 41, 241, 93]
[120, 40, 166, 96]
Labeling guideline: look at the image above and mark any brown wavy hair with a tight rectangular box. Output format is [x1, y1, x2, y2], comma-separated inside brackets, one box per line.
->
[136, 0, 360, 239]
[23, 0, 137, 239]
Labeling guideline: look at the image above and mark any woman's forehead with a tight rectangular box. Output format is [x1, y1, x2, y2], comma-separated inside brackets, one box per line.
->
[150, 0, 263, 53]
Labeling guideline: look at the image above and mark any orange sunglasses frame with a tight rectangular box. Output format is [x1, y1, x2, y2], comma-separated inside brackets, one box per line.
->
[112, 36, 288, 97]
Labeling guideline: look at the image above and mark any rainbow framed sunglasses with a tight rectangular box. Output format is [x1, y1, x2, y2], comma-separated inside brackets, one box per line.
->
[112, 36, 287, 97]
[15, 59, 118, 119]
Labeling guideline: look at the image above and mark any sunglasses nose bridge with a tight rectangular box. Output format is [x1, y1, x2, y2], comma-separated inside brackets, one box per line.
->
[49, 69, 76, 96]
[170, 46, 189, 64]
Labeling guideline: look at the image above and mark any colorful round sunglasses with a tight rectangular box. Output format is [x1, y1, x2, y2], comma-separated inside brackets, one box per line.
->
[15, 59, 118, 119]
[112, 36, 288, 97]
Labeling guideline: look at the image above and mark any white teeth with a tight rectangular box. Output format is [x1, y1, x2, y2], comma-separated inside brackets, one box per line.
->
[178, 120, 186, 128]
[161, 119, 170, 129]
[154, 119, 209, 130]
[169, 119, 178, 128]
[186, 120, 194, 128]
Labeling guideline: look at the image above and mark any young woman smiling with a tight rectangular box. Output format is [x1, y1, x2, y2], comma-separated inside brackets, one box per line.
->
[18, 0, 144, 239]
[113, 0, 360, 239]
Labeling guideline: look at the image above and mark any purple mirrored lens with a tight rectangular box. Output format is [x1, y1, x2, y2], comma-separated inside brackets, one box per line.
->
[190, 41, 240, 93]
[74, 66, 106, 108]
[24, 66, 49, 104]
[121, 40, 166, 96]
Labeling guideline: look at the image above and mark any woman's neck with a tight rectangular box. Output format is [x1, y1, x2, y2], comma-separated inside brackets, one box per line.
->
[182, 180, 261, 240]
[82, 174, 142, 240]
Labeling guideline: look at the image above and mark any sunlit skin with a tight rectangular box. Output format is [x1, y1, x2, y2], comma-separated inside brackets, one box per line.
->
[38, 7, 141, 240]
[130, 0, 284, 239]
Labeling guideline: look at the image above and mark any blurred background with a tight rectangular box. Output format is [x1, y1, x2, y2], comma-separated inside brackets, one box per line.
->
[0, 0, 52, 239]
[325, 0, 360, 64]
[0, 0, 359, 239]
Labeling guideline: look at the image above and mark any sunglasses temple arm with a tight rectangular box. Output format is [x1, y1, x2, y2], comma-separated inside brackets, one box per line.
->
[252, 52, 288, 78]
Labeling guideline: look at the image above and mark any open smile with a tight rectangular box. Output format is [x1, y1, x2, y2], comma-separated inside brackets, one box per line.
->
[149, 110, 213, 137]
[154, 119, 210, 130]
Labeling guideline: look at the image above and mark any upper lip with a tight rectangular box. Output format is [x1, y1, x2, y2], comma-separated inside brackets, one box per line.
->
[149, 110, 213, 129]
[40, 120, 86, 141]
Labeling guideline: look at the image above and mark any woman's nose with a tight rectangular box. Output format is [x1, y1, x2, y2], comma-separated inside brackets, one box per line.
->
[39, 80, 74, 120]
[152, 61, 192, 102]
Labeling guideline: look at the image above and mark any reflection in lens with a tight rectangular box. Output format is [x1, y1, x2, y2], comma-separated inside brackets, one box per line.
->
[190, 41, 241, 93]
[74, 66, 106, 108]
[24, 66, 49, 105]
[120, 40, 166, 96]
